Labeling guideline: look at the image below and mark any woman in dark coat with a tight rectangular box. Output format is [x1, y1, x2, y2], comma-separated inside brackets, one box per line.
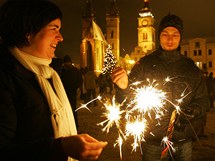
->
[0, 1, 107, 161]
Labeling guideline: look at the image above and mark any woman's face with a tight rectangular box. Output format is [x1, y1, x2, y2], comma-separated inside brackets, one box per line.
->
[22, 18, 63, 59]
[159, 26, 181, 51]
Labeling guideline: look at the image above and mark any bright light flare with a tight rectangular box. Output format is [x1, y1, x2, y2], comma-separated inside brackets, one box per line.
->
[114, 134, 124, 160]
[98, 97, 125, 133]
[130, 80, 167, 118]
[125, 117, 147, 152]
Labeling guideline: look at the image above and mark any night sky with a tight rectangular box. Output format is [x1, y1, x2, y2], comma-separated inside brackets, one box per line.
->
[1, 0, 215, 63]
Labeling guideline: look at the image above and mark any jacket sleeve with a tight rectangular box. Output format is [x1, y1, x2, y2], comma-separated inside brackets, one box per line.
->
[180, 64, 209, 121]
[174, 62, 210, 140]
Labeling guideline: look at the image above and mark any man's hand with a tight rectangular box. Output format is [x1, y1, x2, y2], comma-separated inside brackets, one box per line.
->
[111, 67, 128, 89]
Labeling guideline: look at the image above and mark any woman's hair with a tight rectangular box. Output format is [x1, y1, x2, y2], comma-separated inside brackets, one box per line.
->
[0, 0, 62, 48]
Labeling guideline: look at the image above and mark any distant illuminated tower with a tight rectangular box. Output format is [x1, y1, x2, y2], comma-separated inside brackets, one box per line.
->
[106, 0, 120, 61]
[137, 0, 156, 53]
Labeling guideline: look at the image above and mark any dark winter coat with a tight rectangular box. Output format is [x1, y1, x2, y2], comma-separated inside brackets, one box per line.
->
[0, 46, 67, 161]
[116, 48, 209, 144]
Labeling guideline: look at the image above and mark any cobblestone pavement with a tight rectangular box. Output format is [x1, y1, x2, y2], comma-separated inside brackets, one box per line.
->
[77, 95, 215, 161]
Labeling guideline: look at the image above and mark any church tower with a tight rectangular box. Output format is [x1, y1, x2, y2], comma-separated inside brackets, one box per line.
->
[137, 0, 155, 53]
[106, 0, 120, 61]
[80, 0, 95, 70]
[80, 0, 107, 75]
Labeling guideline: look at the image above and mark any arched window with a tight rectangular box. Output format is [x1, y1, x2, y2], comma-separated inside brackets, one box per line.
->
[143, 32, 148, 41]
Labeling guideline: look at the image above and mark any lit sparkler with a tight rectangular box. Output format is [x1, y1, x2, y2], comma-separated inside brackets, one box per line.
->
[76, 76, 193, 160]
[161, 136, 176, 160]
[75, 95, 102, 112]
[97, 96, 125, 133]
[114, 134, 124, 160]
[129, 79, 167, 120]
[124, 116, 148, 152]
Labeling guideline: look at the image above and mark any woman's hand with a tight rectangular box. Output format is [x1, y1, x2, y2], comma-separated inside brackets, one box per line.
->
[61, 134, 108, 160]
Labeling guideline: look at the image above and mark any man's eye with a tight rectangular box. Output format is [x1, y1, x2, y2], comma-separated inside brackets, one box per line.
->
[161, 33, 168, 36]
[173, 34, 180, 37]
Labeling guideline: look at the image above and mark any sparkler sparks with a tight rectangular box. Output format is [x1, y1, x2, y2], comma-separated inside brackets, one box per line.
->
[75, 95, 102, 112]
[97, 96, 125, 133]
[114, 134, 124, 160]
[130, 79, 167, 118]
[161, 136, 176, 159]
[76, 76, 193, 160]
[125, 117, 147, 152]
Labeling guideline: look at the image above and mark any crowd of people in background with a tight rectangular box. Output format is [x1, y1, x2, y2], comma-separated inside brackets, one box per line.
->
[51, 55, 115, 127]
[51, 55, 215, 113]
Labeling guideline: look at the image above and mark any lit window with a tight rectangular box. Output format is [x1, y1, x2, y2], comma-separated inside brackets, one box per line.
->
[143, 32, 148, 41]
[196, 61, 203, 69]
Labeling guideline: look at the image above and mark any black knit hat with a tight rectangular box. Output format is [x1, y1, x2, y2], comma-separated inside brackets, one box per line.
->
[158, 14, 183, 37]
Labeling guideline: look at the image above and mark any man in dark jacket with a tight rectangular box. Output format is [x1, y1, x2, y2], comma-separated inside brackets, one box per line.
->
[112, 14, 209, 161]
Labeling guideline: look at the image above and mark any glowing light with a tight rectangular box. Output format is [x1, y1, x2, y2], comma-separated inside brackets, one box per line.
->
[125, 117, 147, 152]
[76, 76, 193, 160]
[130, 79, 167, 119]
[97, 96, 125, 133]
[161, 136, 175, 159]
[114, 134, 123, 160]
[75, 95, 102, 112]
[102, 44, 117, 74]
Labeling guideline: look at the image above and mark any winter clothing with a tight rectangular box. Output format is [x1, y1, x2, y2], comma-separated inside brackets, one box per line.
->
[0, 46, 69, 161]
[116, 48, 209, 161]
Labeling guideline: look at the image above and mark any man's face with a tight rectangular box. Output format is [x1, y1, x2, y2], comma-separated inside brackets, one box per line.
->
[159, 26, 181, 51]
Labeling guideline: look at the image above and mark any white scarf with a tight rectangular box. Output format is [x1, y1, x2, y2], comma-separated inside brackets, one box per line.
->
[10, 47, 77, 161]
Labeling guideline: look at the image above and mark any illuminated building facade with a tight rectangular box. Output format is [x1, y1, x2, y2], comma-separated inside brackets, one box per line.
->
[181, 37, 215, 75]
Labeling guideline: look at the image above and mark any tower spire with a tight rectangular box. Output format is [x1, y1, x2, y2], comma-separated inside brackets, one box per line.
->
[106, 0, 119, 17]
[138, 0, 153, 17]
[83, 0, 95, 19]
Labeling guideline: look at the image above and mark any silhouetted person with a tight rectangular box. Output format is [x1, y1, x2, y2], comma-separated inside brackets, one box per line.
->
[206, 72, 215, 109]
[61, 55, 82, 129]
[84, 67, 98, 107]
